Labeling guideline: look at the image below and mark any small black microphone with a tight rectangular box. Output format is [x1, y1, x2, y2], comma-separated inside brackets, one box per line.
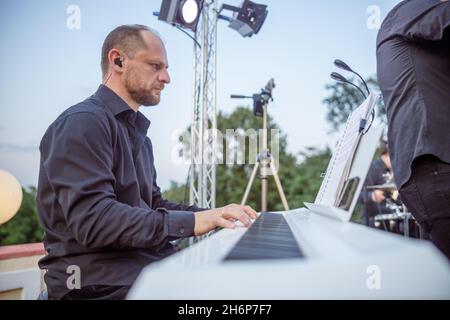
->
[334, 59, 370, 95]
[331, 72, 349, 83]
[334, 59, 352, 72]
[330, 72, 367, 100]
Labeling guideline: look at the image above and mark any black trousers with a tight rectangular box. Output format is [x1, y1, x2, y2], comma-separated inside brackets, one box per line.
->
[399, 155, 450, 260]
[60, 285, 131, 300]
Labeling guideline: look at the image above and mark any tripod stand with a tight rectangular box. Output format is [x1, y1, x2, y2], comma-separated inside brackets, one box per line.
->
[234, 79, 289, 212]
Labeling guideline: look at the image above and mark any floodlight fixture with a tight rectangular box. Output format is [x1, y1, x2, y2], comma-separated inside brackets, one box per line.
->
[158, 0, 204, 32]
[218, 0, 268, 37]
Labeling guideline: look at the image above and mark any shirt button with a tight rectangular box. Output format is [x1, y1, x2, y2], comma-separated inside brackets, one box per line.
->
[180, 227, 185, 235]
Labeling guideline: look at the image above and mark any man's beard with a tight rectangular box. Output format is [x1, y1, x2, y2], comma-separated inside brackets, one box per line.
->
[124, 71, 160, 107]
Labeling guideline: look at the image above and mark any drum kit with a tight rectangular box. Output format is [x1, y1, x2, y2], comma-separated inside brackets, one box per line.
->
[366, 175, 424, 239]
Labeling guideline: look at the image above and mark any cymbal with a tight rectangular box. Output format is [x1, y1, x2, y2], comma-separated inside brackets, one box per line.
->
[366, 183, 398, 191]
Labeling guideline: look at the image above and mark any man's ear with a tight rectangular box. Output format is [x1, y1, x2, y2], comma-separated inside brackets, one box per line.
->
[109, 49, 124, 72]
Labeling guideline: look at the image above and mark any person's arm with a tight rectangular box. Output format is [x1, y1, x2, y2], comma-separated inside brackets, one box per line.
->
[149, 161, 257, 235]
[369, 163, 386, 204]
[395, 0, 450, 41]
[41, 112, 193, 250]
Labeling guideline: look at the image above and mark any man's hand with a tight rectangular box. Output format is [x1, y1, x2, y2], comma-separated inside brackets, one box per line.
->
[371, 190, 386, 203]
[194, 204, 257, 236]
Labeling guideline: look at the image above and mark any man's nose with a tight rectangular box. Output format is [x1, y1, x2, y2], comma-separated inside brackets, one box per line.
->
[159, 69, 171, 84]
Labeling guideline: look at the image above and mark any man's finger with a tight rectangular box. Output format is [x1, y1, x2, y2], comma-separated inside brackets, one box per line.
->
[233, 210, 252, 227]
[216, 217, 236, 229]
[243, 205, 258, 219]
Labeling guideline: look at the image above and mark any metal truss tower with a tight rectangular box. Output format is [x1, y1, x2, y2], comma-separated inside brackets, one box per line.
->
[189, 0, 218, 210]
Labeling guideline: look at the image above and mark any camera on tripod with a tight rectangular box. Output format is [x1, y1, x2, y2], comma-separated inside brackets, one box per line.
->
[231, 78, 275, 117]
[229, 78, 289, 212]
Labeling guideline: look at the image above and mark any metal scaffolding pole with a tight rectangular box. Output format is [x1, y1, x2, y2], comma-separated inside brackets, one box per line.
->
[190, 0, 217, 212]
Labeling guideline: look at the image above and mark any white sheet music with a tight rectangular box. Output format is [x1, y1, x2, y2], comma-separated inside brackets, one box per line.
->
[315, 94, 378, 206]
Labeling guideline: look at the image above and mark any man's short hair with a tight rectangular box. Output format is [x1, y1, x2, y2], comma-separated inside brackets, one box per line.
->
[101, 24, 159, 78]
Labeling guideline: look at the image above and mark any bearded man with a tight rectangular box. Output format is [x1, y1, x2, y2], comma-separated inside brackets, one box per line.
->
[37, 25, 256, 300]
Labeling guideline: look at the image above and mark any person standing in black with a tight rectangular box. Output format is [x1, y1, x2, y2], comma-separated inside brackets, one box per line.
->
[37, 25, 257, 299]
[361, 142, 396, 227]
[376, 0, 450, 259]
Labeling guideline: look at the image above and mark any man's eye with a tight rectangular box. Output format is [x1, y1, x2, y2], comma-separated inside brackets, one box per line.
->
[149, 63, 160, 70]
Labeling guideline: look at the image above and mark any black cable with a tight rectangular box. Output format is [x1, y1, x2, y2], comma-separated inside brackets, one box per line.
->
[175, 25, 201, 49]
[353, 71, 371, 96]
[364, 109, 376, 134]
[359, 109, 376, 134]
[340, 80, 367, 100]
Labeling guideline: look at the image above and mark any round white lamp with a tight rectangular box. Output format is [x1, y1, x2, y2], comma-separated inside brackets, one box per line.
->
[181, 0, 199, 24]
[0, 169, 23, 225]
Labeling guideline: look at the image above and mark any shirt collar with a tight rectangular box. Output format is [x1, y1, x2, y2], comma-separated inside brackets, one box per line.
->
[94, 84, 131, 116]
[94, 84, 151, 133]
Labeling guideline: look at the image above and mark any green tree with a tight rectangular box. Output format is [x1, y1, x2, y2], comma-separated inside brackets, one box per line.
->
[163, 180, 188, 204]
[287, 147, 332, 207]
[164, 106, 331, 212]
[323, 76, 385, 132]
[213, 106, 293, 211]
[0, 186, 44, 245]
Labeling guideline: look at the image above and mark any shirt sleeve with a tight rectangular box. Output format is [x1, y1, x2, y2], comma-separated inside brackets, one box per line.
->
[394, 1, 450, 41]
[40, 111, 191, 250]
[149, 155, 208, 238]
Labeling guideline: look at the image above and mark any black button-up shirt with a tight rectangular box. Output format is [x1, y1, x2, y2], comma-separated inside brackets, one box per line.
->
[37, 85, 202, 299]
[376, 0, 450, 188]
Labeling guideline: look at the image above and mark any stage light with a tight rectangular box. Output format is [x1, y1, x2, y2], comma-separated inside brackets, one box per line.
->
[0, 169, 23, 225]
[181, 0, 199, 24]
[219, 0, 268, 37]
[158, 0, 204, 32]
